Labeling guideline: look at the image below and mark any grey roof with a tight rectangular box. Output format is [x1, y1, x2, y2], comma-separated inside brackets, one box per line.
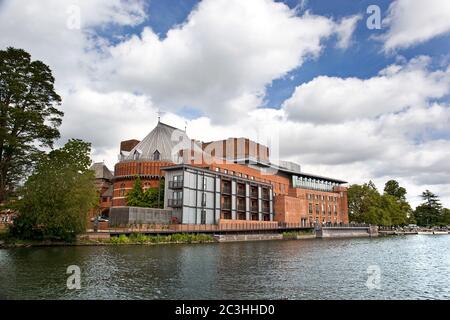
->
[122, 121, 192, 162]
[90, 162, 113, 180]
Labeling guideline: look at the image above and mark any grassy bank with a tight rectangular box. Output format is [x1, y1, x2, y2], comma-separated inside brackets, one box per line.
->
[106, 233, 215, 245]
[0, 232, 216, 247]
[282, 230, 315, 239]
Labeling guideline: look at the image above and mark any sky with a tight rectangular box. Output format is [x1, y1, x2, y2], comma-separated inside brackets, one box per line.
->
[1, 0, 450, 208]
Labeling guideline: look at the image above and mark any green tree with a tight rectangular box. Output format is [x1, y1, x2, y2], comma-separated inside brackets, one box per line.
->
[142, 178, 165, 209]
[126, 177, 165, 208]
[126, 176, 145, 207]
[413, 190, 443, 226]
[442, 208, 450, 225]
[384, 180, 407, 201]
[348, 181, 380, 223]
[10, 139, 96, 241]
[348, 180, 410, 226]
[383, 180, 410, 225]
[0, 47, 63, 202]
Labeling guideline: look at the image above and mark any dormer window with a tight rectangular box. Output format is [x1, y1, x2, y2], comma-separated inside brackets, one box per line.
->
[133, 150, 140, 160]
[153, 150, 160, 160]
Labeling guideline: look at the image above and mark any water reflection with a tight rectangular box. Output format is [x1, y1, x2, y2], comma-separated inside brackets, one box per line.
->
[0, 235, 449, 299]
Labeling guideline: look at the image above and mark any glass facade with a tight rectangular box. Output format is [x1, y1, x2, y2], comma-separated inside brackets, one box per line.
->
[292, 175, 339, 191]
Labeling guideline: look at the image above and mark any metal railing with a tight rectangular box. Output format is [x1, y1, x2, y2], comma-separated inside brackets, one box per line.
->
[168, 199, 183, 207]
[168, 180, 183, 189]
[222, 187, 231, 194]
[222, 202, 231, 210]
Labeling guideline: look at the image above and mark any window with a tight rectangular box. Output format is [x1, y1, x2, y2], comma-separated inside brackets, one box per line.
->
[215, 167, 220, 172]
[120, 183, 125, 196]
[201, 193, 206, 206]
[201, 210, 206, 224]
[173, 191, 183, 199]
[315, 204, 319, 213]
[308, 203, 313, 214]
[153, 150, 160, 160]
[202, 176, 207, 189]
[224, 169, 228, 174]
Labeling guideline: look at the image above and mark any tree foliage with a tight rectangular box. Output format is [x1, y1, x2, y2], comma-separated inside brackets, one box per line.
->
[0, 47, 63, 201]
[10, 139, 97, 241]
[348, 180, 410, 226]
[413, 190, 446, 227]
[126, 177, 164, 209]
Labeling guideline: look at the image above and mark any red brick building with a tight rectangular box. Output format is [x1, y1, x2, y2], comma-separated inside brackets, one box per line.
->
[104, 120, 349, 226]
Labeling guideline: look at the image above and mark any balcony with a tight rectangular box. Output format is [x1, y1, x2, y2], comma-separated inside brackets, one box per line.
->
[237, 203, 246, 211]
[262, 206, 270, 213]
[262, 192, 270, 200]
[168, 199, 182, 207]
[237, 189, 246, 197]
[250, 206, 258, 213]
[222, 185, 231, 194]
[222, 202, 231, 210]
[250, 191, 258, 198]
[169, 180, 183, 189]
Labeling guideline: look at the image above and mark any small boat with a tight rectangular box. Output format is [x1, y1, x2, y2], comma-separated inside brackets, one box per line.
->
[432, 231, 448, 235]
[418, 231, 433, 235]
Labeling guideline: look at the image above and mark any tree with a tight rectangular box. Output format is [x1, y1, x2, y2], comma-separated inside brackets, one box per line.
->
[0, 47, 63, 202]
[442, 208, 450, 226]
[348, 181, 380, 223]
[142, 178, 165, 209]
[348, 180, 409, 226]
[384, 180, 407, 201]
[126, 177, 165, 208]
[10, 139, 97, 241]
[126, 176, 145, 207]
[383, 180, 410, 225]
[413, 190, 443, 226]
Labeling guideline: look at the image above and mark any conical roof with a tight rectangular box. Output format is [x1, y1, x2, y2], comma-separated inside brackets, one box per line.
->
[122, 121, 191, 162]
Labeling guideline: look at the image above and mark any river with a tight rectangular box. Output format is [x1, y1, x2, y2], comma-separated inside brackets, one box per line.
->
[0, 235, 449, 299]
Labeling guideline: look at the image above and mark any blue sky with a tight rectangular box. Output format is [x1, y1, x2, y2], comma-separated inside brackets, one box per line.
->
[114, 0, 450, 109]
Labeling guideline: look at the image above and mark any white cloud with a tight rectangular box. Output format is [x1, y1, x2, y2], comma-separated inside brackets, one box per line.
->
[100, 0, 358, 123]
[283, 56, 450, 123]
[381, 0, 450, 51]
[335, 15, 361, 49]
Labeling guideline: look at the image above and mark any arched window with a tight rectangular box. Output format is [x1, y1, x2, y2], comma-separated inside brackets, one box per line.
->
[153, 150, 160, 160]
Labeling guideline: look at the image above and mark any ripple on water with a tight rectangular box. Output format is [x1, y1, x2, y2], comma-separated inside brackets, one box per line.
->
[0, 236, 449, 299]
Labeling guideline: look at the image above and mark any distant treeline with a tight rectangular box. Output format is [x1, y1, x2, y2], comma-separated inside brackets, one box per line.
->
[348, 180, 450, 227]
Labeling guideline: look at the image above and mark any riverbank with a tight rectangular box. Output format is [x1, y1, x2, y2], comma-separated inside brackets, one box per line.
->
[0, 230, 320, 248]
[0, 232, 217, 248]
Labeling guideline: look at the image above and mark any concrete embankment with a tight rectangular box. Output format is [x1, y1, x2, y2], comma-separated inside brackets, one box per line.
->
[316, 226, 378, 238]
[214, 233, 283, 242]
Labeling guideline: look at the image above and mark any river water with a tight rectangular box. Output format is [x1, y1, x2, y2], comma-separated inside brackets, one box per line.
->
[0, 235, 449, 300]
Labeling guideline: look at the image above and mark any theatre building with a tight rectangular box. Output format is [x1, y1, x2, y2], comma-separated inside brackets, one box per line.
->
[106, 120, 349, 227]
